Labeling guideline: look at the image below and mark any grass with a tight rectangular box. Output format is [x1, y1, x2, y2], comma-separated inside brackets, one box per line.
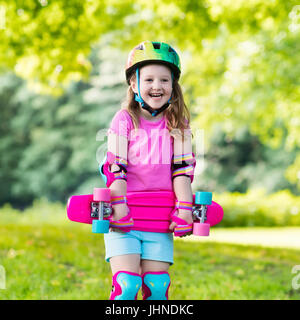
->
[184, 227, 300, 250]
[0, 201, 300, 300]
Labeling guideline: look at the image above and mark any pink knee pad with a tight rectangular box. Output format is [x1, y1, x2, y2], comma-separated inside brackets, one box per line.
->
[109, 271, 142, 300]
[142, 271, 171, 300]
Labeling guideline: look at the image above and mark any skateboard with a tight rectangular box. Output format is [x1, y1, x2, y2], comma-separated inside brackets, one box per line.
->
[67, 188, 223, 236]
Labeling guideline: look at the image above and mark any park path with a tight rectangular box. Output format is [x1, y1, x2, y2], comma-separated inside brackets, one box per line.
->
[181, 227, 300, 250]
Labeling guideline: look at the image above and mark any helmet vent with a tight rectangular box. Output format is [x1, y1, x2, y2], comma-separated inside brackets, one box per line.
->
[152, 42, 161, 49]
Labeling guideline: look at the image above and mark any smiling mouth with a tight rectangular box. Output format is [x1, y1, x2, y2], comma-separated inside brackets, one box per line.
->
[149, 93, 163, 98]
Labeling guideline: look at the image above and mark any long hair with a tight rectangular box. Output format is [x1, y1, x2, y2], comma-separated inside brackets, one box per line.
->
[121, 71, 191, 136]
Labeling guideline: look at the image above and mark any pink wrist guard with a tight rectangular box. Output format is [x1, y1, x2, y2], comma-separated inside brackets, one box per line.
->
[111, 195, 127, 206]
[175, 200, 193, 212]
[172, 200, 193, 236]
[110, 195, 133, 232]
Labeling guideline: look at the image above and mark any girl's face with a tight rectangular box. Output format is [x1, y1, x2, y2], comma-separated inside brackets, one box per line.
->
[131, 64, 173, 111]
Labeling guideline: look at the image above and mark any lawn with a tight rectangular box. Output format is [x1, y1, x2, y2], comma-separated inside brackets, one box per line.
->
[0, 203, 299, 300]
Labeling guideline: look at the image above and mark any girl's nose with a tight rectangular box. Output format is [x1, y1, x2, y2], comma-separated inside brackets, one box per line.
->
[152, 79, 162, 89]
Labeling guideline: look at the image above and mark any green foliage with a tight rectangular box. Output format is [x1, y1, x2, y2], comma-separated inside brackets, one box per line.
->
[286, 153, 300, 190]
[113, 0, 300, 189]
[215, 188, 300, 227]
[0, 198, 67, 226]
[0, 41, 298, 207]
[0, 0, 134, 94]
[182, 3, 300, 189]
[0, 0, 299, 204]
[0, 42, 127, 205]
[193, 126, 299, 194]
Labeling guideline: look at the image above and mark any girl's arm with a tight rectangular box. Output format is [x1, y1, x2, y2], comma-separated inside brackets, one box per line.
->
[169, 130, 194, 233]
[107, 133, 128, 221]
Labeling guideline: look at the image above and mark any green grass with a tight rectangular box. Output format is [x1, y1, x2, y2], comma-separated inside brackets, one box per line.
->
[0, 202, 300, 300]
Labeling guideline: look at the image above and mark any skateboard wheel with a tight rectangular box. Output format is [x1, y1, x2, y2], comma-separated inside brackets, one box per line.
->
[195, 191, 212, 205]
[93, 188, 110, 202]
[193, 222, 210, 236]
[92, 220, 110, 233]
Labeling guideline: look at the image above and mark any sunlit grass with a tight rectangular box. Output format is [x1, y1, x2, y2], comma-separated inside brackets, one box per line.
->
[183, 227, 300, 250]
[0, 201, 300, 300]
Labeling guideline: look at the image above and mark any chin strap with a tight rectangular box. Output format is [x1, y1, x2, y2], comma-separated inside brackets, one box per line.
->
[134, 68, 172, 117]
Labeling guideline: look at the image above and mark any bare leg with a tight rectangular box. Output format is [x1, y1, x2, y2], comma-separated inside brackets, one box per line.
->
[109, 254, 141, 275]
[141, 259, 170, 273]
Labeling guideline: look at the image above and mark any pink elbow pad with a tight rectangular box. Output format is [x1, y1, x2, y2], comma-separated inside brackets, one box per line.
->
[99, 152, 128, 187]
[171, 152, 196, 183]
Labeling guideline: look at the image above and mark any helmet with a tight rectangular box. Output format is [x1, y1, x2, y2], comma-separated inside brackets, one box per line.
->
[125, 41, 181, 84]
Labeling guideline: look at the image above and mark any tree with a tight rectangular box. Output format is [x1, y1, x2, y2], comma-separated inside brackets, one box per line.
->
[0, 41, 127, 205]
[1, 0, 299, 191]
[0, 0, 134, 94]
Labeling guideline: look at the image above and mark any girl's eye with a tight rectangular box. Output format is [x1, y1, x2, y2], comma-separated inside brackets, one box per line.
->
[144, 78, 170, 82]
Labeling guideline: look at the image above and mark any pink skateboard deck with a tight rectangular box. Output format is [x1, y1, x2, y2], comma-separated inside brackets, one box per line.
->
[67, 188, 223, 236]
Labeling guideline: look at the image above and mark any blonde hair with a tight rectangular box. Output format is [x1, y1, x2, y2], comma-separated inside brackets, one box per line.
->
[121, 71, 190, 135]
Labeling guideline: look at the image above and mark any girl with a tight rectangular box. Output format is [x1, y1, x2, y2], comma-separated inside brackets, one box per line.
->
[100, 41, 196, 300]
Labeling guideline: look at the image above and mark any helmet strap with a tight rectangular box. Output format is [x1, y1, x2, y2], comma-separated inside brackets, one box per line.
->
[134, 68, 172, 117]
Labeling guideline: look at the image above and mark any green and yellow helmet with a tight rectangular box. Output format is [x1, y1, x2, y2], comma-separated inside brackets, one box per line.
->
[125, 41, 181, 84]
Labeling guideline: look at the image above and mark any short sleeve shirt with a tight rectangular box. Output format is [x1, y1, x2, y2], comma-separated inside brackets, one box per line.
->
[107, 109, 174, 192]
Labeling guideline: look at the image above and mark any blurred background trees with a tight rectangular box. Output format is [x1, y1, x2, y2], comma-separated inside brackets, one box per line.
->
[0, 0, 299, 208]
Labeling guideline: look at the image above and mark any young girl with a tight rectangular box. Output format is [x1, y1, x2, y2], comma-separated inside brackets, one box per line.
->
[100, 41, 196, 300]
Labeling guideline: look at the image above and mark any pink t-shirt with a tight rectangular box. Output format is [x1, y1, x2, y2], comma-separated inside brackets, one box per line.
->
[108, 109, 174, 192]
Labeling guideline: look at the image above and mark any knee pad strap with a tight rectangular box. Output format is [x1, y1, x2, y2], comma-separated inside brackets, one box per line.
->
[142, 271, 171, 300]
[110, 271, 142, 300]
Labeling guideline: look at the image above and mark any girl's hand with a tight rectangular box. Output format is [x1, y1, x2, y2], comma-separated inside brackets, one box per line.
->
[110, 203, 129, 233]
[169, 209, 193, 237]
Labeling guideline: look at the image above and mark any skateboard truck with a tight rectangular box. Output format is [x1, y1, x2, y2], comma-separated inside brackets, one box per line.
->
[91, 188, 111, 234]
[90, 201, 112, 218]
[192, 191, 212, 236]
